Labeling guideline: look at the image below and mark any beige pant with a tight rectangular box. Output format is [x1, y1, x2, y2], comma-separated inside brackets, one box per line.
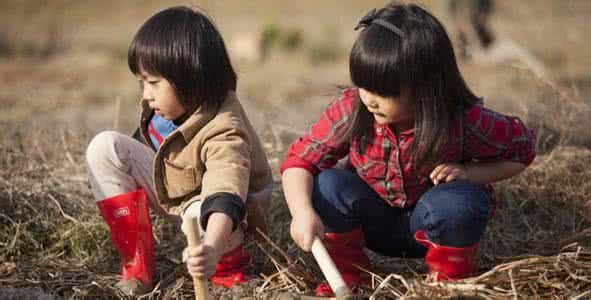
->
[86, 131, 243, 252]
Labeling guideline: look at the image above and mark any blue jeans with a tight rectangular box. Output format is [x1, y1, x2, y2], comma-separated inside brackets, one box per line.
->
[312, 169, 491, 258]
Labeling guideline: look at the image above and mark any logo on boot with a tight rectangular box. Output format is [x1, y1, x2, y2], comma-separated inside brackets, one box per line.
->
[114, 207, 130, 218]
[448, 256, 464, 263]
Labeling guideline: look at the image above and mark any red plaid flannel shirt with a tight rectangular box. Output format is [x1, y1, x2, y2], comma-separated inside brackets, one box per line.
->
[280, 88, 536, 207]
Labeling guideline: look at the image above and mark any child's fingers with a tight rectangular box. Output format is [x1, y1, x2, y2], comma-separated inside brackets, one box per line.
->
[445, 171, 458, 183]
[189, 268, 216, 280]
[430, 164, 446, 181]
[186, 256, 208, 267]
[435, 172, 447, 184]
[431, 164, 457, 184]
[443, 167, 468, 183]
[188, 264, 207, 273]
[302, 233, 314, 252]
[304, 228, 321, 251]
[187, 245, 205, 257]
[434, 165, 454, 184]
[186, 256, 217, 279]
[187, 266, 208, 278]
[182, 247, 188, 262]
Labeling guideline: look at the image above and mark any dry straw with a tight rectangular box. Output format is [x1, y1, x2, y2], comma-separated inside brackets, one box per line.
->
[1, 70, 591, 298]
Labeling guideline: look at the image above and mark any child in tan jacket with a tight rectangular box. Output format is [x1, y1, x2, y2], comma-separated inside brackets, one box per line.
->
[85, 6, 272, 296]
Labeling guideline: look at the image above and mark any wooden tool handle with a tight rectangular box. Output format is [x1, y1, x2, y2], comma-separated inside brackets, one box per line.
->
[311, 237, 353, 298]
[184, 217, 209, 300]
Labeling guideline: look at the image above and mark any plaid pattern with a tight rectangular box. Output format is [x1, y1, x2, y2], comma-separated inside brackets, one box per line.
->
[280, 88, 536, 207]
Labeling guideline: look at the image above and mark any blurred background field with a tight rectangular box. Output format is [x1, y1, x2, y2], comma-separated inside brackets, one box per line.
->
[1, 0, 591, 298]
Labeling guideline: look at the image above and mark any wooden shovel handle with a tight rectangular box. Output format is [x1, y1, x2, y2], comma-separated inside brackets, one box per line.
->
[311, 237, 353, 298]
[184, 216, 209, 300]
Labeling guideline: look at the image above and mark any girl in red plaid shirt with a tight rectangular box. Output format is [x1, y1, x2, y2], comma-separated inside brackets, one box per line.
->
[280, 2, 536, 296]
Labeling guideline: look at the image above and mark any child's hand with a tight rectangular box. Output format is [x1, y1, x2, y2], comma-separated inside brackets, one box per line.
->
[290, 209, 324, 252]
[430, 163, 469, 185]
[183, 244, 222, 279]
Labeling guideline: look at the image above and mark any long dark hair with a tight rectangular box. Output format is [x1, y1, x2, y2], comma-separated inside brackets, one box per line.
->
[128, 6, 237, 113]
[346, 2, 480, 169]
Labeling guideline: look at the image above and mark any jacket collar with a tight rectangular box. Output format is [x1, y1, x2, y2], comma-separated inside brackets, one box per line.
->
[140, 91, 237, 143]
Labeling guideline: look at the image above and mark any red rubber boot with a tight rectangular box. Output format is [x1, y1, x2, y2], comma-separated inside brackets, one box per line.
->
[97, 189, 155, 296]
[210, 244, 251, 288]
[414, 230, 479, 280]
[315, 227, 371, 297]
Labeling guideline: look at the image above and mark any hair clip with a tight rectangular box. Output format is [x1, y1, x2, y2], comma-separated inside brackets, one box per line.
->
[354, 8, 405, 38]
[354, 8, 378, 30]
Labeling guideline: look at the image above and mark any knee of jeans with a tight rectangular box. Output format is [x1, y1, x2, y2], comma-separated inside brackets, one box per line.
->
[86, 131, 121, 168]
[314, 169, 350, 201]
[422, 181, 490, 216]
[416, 181, 490, 246]
[312, 169, 362, 224]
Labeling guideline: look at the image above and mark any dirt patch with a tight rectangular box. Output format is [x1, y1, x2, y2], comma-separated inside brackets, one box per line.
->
[0, 288, 62, 300]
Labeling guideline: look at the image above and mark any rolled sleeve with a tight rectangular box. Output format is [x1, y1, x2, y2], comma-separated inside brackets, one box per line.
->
[200, 192, 246, 231]
[464, 105, 537, 166]
[280, 149, 321, 175]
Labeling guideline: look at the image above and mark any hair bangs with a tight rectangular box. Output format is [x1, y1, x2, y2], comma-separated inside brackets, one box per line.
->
[349, 27, 405, 98]
[126, 6, 237, 114]
[128, 23, 170, 78]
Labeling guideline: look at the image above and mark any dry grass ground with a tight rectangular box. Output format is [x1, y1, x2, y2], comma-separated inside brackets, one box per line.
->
[1, 0, 591, 299]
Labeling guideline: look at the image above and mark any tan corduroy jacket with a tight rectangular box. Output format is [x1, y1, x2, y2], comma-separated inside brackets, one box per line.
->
[139, 91, 273, 232]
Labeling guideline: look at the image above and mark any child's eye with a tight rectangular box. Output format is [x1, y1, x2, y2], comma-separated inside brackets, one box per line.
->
[148, 80, 159, 85]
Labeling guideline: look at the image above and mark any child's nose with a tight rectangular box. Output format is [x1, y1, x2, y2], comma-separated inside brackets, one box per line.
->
[142, 86, 153, 101]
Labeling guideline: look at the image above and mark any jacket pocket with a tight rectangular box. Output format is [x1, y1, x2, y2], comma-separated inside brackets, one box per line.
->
[163, 158, 201, 198]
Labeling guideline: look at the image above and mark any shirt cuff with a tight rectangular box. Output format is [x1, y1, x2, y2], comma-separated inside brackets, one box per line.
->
[280, 157, 320, 175]
[508, 151, 536, 167]
[200, 192, 246, 232]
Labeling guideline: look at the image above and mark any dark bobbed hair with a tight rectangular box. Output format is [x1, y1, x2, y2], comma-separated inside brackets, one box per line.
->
[128, 6, 236, 113]
[347, 2, 480, 168]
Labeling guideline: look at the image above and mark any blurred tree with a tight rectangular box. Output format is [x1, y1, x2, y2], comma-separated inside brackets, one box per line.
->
[448, 0, 495, 60]
[261, 22, 303, 59]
